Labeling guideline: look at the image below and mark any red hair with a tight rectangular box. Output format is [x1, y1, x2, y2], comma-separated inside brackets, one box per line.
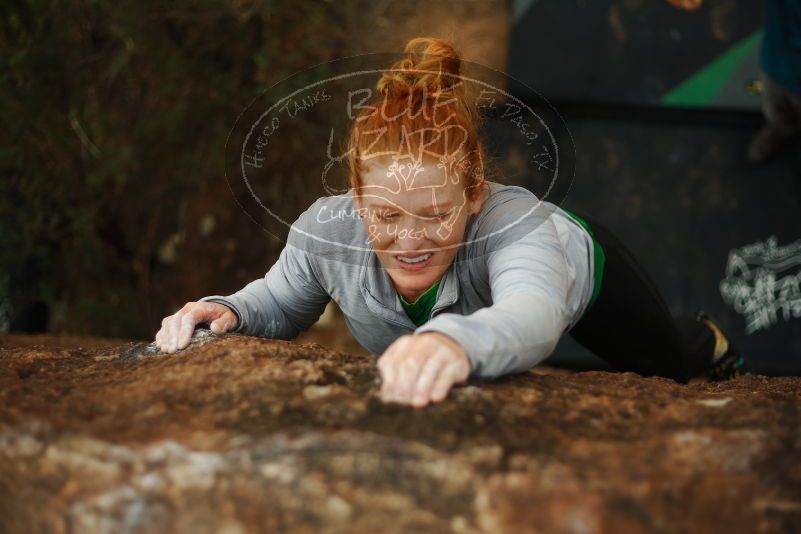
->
[347, 37, 486, 201]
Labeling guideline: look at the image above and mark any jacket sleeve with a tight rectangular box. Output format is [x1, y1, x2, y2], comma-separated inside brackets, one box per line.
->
[414, 215, 571, 379]
[198, 214, 331, 339]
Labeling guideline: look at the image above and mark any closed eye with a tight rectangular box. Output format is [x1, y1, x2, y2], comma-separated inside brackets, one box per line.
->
[433, 209, 454, 219]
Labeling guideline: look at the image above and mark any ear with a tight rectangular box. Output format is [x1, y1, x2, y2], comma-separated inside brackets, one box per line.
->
[466, 179, 486, 215]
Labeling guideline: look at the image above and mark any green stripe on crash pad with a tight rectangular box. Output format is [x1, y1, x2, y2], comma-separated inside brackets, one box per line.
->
[662, 30, 762, 107]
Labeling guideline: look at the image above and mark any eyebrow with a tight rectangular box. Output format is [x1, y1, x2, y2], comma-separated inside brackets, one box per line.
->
[369, 202, 454, 212]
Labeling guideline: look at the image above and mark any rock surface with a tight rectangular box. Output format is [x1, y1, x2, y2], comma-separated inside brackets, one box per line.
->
[1, 331, 800, 533]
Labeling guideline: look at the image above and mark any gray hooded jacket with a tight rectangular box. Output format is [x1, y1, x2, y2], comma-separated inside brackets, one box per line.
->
[199, 182, 595, 379]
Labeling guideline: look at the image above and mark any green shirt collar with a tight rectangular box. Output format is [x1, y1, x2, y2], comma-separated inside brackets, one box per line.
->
[398, 280, 441, 326]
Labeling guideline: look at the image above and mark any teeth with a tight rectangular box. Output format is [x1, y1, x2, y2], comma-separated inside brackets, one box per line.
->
[397, 253, 432, 264]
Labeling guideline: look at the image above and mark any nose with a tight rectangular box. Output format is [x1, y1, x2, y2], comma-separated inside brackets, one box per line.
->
[393, 215, 428, 253]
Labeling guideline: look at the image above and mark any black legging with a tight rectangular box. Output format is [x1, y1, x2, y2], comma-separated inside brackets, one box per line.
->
[566, 211, 716, 384]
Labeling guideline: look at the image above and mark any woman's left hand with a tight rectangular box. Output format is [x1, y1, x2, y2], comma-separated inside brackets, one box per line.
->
[377, 332, 471, 407]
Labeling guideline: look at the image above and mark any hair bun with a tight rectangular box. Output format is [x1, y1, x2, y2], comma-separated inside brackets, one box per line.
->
[376, 37, 462, 97]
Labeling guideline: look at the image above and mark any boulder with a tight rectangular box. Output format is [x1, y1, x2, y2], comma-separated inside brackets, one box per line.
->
[1, 331, 799, 533]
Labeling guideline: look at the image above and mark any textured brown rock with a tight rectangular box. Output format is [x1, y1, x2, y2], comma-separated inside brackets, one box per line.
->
[1, 332, 800, 533]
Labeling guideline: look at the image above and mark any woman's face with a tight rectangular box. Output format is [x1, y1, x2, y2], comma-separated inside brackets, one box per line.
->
[354, 155, 485, 303]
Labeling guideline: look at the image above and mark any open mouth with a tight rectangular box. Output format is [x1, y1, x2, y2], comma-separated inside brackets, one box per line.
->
[394, 252, 434, 271]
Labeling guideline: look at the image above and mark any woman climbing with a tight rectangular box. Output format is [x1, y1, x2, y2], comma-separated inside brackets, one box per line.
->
[154, 37, 748, 407]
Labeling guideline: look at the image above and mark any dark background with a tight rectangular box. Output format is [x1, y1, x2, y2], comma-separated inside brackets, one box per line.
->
[2, 0, 799, 375]
[507, 0, 801, 375]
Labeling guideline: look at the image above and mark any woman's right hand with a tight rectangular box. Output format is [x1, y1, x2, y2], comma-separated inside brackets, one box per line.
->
[155, 301, 238, 353]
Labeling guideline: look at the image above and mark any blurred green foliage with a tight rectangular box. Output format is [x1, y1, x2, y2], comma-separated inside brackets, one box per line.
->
[0, 0, 347, 338]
